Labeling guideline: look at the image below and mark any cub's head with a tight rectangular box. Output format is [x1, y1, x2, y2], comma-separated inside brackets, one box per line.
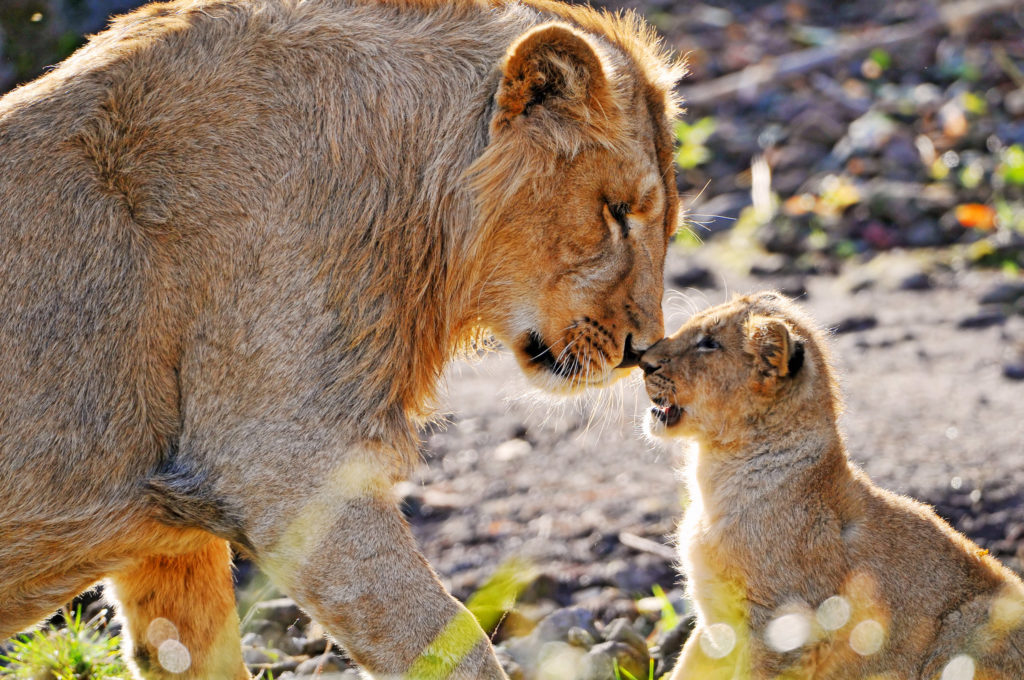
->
[467, 15, 684, 393]
[641, 292, 840, 445]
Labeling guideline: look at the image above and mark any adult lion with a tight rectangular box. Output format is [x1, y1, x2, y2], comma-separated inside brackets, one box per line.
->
[0, 0, 683, 677]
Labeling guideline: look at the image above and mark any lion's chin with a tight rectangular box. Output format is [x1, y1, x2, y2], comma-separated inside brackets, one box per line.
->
[504, 329, 634, 394]
[515, 357, 618, 394]
[512, 346, 627, 395]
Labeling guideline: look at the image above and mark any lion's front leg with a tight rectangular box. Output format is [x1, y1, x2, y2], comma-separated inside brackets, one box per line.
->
[108, 536, 248, 680]
[252, 477, 506, 679]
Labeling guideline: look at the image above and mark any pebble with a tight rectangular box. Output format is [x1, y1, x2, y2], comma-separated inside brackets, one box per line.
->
[1003, 363, 1024, 381]
[576, 640, 648, 680]
[980, 281, 1024, 306]
[494, 438, 533, 462]
[898, 272, 933, 291]
[241, 645, 274, 665]
[293, 652, 352, 676]
[250, 598, 308, 629]
[957, 310, 1007, 330]
[831, 315, 879, 334]
[601, 618, 648, 659]
[670, 266, 716, 289]
[535, 607, 599, 643]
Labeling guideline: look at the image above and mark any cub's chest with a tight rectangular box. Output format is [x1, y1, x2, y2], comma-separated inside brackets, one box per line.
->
[682, 517, 754, 625]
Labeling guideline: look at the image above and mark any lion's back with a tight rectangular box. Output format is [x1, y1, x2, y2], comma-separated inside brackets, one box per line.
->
[0, 0, 516, 504]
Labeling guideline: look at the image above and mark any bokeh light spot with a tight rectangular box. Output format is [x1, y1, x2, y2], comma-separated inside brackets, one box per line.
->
[699, 623, 737, 659]
[157, 639, 191, 673]
[849, 619, 885, 656]
[941, 654, 975, 680]
[990, 587, 1024, 631]
[765, 613, 810, 652]
[816, 596, 851, 631]
[146, 618, 178, 647]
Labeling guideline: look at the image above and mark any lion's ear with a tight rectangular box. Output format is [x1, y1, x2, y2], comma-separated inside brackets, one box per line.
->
[494, 23, 614, 135]
[744, 315, 804, 388]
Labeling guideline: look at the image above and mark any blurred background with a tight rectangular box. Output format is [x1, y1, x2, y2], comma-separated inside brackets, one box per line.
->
[2, 1, 1023, 678]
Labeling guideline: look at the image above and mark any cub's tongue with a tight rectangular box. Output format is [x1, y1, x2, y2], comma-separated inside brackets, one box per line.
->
[651, 404, 683, 427]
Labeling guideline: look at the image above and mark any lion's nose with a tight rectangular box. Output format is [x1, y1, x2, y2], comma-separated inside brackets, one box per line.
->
[617, 334, 645, 368]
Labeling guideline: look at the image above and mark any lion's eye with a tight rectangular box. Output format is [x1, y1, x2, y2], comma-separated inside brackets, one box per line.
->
[608, 202, 631, 238]
[696, 336, 721, 352]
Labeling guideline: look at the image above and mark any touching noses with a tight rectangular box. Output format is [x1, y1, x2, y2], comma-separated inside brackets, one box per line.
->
[639, 339, 667, 375]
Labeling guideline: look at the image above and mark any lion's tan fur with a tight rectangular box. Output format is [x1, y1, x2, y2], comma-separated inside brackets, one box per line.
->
[643, 292, 1024, 679]
[0, 0, 683, 677]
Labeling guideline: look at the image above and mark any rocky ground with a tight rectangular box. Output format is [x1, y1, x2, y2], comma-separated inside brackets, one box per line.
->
[2, 0, 1023, 678]
[221, 247, 1024, 680]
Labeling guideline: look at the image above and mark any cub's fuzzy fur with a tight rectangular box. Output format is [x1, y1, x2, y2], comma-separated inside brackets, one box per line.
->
[0, 0, 684, 677]
[642, 292, 1024, 679]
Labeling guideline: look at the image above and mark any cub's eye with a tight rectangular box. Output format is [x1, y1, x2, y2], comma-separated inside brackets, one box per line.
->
[607, 202, 631, 238]
[696, 336, 721, 352]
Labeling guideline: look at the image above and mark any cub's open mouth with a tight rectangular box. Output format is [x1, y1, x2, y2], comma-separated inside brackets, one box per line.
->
[651, 403, 683, 427]
[524, 330, 583, 378]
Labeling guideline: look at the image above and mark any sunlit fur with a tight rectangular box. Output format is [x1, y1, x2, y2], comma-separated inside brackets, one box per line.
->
[643, 292, 1024, 679]
[0, 0, 683, 677]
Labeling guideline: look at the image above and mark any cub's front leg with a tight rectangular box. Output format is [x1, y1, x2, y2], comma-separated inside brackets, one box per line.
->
[243, 452, 507, 679]
[670, 626, 755, 680]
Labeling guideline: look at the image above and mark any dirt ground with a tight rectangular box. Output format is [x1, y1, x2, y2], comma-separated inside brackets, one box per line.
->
[407, 246, 1024, 614]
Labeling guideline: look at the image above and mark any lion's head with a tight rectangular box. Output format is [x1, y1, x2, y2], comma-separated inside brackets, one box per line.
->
[467, 15, 683, 393]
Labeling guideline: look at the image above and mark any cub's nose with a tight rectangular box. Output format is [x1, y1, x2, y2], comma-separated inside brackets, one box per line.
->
[640, 360, 660, 375]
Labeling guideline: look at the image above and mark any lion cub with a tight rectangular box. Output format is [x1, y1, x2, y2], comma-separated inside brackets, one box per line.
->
[641, 291, 1024, 679]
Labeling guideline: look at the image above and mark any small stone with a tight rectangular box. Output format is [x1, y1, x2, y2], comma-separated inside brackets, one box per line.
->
[898, 272, 933, 291]
[494, 438, 532, 461]
[573, 640, 648, 680]
[250, 598, 308, 629]
[293, 652, 350, 676]
[571, 587, 637, 621]
[980, 281, 1024, 305]
[302, 635, 328, 656]
[240, 632, 264, 648]
[279, 635, 307, 656]
[905, 221, 944, 247]
[242, 646, 274, 665]
[602, 618, 648, 659]
[249, 619, 285, 648]
[831, 315, 878, 334]
[535, 607, 598, 643]
[567, 626, 596, 649]
[957, 311, 1006, 329]
[1003, 363, 1024, 381]
[670, 266, 715, 289]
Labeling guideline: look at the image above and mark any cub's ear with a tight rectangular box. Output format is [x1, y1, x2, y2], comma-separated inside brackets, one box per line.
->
[744, 315, 804, 387]
[494, 22, 615, 136]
